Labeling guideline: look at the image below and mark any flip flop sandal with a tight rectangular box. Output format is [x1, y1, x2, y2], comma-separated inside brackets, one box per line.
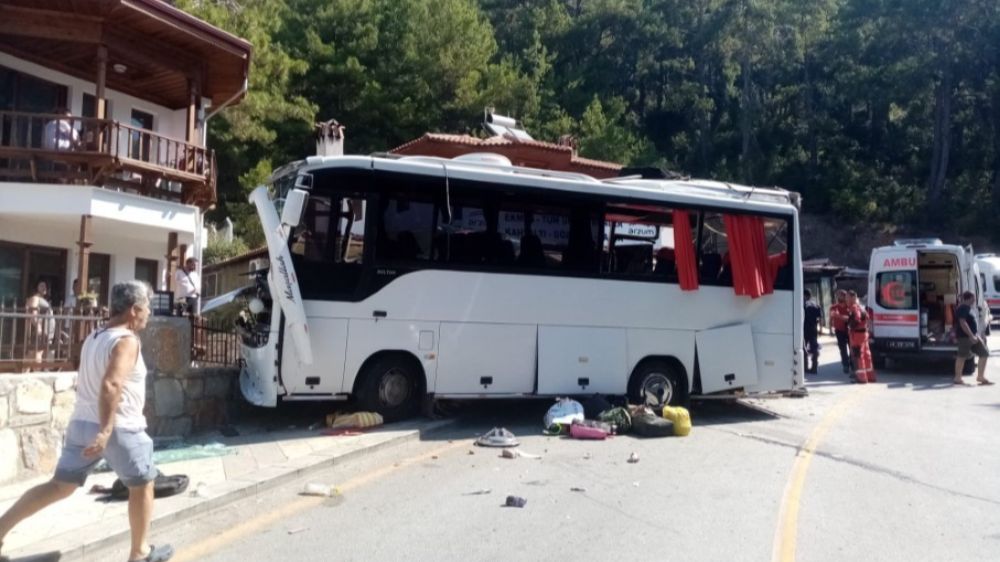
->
[475, 427, 519, 448]
[977, 380, 995, 386]
[132, 544, 174, 562]
[952, 380, 971, 386]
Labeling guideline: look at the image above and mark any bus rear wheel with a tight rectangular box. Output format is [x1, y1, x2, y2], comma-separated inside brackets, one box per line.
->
[356, 355, 423, 422]
[628, 360, 687, 409]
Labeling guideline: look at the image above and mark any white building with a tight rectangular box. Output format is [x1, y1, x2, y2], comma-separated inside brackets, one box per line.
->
[0, 0, 252, 309]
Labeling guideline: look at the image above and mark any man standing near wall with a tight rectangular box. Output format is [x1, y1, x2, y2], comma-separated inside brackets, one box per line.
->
[174, 257, 200, 316]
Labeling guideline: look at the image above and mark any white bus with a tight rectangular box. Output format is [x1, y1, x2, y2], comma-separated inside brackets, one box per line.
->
[236, 154, 804, 420]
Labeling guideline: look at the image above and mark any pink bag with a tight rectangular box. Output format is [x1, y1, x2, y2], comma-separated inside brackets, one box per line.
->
[569, 420, 610, 440]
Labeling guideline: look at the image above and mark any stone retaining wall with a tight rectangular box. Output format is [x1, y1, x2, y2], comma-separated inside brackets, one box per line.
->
[0, 373, 77, 484]
[0, 317, 239, 485]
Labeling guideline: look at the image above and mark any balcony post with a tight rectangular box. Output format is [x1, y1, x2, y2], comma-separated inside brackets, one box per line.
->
[186, 78, 199, 172]
[95, 44, 108, 155]
[166, 232, 179, 294]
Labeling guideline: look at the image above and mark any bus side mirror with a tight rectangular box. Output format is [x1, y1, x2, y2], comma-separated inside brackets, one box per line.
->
[281, 189, 309, 228]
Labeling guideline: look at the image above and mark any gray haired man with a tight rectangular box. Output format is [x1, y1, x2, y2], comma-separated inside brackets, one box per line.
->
[0, 281, 173, 562]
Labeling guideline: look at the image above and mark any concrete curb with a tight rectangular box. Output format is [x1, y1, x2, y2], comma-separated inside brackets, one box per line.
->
[11, 418, 457, 561]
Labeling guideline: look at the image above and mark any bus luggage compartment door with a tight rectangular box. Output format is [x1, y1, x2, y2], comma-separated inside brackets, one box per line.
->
[436, 323, 536, 394]
[695, 324, 759, 394]
[537, 326, 628, 395]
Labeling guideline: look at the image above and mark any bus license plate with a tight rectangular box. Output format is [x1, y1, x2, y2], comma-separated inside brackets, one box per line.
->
[886, 339, 918, 350]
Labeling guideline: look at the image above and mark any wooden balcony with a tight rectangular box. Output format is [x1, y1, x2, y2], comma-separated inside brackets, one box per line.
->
[0, 111, 217, 209]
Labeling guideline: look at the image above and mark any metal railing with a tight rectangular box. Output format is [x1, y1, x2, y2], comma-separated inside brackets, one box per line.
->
[0, 305, 105, 373]
[0, 110, 215, 206]
[190, 316, 242, 367]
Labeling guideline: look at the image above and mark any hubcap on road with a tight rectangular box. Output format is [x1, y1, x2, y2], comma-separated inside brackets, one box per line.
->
[641, 373, 673, 407]
[379, 369, 410, 407]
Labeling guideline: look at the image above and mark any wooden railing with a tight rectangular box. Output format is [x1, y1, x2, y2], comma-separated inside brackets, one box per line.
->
[0, 305, 105, 373]
[0, 110, 216, 207]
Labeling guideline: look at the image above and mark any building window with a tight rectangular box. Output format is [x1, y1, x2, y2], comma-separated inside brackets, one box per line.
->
[135, 258, 158, 290]
[129, 109, 154, 161]
[203, 272, 219, 299]
[88, 253, 111, 306]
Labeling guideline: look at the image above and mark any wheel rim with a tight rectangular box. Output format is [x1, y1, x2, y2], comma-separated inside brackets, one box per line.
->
[640, 372, 673, 407]
[378, 368, 411, 408]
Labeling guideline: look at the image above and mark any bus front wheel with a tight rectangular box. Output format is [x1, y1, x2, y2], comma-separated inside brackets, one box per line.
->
[356, 354, 423, 422]
[628, 360, 688, 409]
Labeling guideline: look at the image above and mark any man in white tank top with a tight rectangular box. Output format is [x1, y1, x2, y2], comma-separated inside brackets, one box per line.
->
[0, 281, 173, 562]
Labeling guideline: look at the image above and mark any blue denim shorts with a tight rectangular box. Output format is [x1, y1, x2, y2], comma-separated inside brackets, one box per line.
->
[54, 420, 157, 487]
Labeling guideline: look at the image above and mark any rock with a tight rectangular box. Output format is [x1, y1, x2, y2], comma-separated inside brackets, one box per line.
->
[0, 397, 8, 428]
[0, 429, 19, 483]
[53, 373, 76, 393]
[155, 416, 192, 437]
[205, 375, 231, 398]
[140, 317, 191, 375]
[15, 379, 54, 415]
[9, 413, 50, 428]
[154, 378, 185, 417]
[20, 427, 61, 472]
[183, 377, 204, 399]
[51, 391, 76, 430]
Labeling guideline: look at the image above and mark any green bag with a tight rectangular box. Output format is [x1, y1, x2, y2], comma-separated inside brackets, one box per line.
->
[597, 407, 632, 434]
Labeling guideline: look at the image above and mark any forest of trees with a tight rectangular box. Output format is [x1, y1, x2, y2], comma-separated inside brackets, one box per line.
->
[176, 0, 1000, 247]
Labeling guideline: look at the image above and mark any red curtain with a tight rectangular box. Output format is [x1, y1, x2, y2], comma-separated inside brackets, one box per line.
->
[672, 210, 699, 291]
[723, 214, 774, 298]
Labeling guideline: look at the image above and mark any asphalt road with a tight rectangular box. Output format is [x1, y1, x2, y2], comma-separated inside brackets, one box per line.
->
[97, 335, 1000, 562]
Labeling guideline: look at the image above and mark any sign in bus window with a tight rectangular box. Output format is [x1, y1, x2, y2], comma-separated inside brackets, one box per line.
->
[877, 271, 917, 310]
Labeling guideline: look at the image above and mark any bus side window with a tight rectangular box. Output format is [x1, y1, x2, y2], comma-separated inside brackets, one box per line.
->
[764, 217, 792, 291]
[378, 193, 434, 262]
[698, 213, 730, 286]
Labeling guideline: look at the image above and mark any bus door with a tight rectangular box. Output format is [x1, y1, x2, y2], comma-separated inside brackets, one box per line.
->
[242, 186, 313, 407]
[695, 324, 759, 393]
[870, 249, 920, 350]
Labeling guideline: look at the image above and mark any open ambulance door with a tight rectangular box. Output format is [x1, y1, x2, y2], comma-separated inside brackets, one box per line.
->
[695, 324, 759, 394]
[869, 247, 920, 346]
[240, 186, 313, 407]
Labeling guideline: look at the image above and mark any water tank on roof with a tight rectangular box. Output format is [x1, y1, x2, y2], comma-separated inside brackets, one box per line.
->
[453, 153, 513, 167]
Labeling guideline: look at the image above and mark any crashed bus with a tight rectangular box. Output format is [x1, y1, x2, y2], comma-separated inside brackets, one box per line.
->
[231, 154, 804, 420]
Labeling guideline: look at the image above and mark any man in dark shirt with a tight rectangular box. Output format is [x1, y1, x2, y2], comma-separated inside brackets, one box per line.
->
[803, 289, 822, 374]
[954, 291, 992, 385]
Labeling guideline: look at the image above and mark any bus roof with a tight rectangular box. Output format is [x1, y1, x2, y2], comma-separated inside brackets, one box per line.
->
[272, 155, 800, 216]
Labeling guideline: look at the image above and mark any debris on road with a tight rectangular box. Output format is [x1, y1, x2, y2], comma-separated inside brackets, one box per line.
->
[301, 483, 340, 497]
[475, 427, 520, 448]
[287, 527, 307, 535]
[500, 448, 541, 459]
[661, 406, 692, 436]
[504, 495, 527, 508]
[570, 487, 587, 493]
[569, 420, 612, 439]
[326, 411, 384, 429]
[627, 452, 640, 464]
[544, 397, 585, 428]
[463, 489, 492, 496]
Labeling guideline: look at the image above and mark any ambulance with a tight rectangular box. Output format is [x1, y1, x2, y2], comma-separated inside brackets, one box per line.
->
[868, 239, 991, 366]
[976, 253, 1000, 326]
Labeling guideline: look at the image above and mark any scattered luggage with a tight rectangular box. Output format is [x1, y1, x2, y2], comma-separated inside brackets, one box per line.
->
[597, 407, 632, 434]
[631, 414, 674, 437]
[661, 406, 692, 436]
[476, 427, 520, 448]
[100, 471, 189, 501]
[543, 398, 585, 428]
[327, 411, 383, 429]
[569, 420, 612, 440]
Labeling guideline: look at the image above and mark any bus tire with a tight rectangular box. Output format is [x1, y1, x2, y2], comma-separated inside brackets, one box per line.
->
[628, 359, 688, 409]
[355, 354, 423, 422]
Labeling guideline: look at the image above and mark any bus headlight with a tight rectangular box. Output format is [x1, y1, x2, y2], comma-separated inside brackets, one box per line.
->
[248, 297, 265, 314]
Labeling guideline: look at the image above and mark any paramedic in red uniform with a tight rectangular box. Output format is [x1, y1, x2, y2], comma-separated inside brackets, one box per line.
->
[846, 290, 876, 383]
[829, 289, 852, 375]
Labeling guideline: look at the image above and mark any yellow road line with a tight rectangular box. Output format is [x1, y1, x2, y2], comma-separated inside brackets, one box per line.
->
[173, 439, 470, 562]
[771, 387, 871, 562]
